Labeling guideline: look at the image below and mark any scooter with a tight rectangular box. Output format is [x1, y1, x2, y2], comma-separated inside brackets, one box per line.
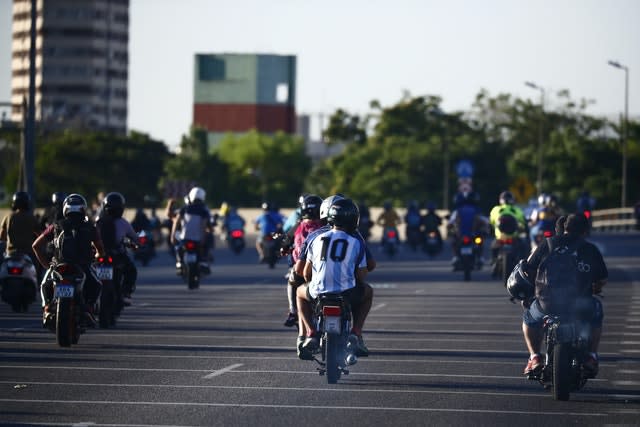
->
[0, 252, 38, 312]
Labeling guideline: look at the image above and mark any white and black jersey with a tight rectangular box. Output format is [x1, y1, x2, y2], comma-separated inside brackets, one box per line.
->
[306, 228, 367, 299]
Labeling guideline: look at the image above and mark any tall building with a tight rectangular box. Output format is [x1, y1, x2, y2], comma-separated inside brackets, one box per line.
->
[193, 53, 296, 147]
[11, 0, 129, 134]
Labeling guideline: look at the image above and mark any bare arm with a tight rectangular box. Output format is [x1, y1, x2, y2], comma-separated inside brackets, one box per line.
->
[32, 233, 50, 269]
[303, 260, 313, 283]
[593, 279, 606, 295]
[355, 266, 368, 282]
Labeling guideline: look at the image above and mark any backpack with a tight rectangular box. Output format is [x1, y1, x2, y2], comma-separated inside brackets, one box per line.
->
[97, 217, 118, 253]
[535, 237, 584, 314]
[53, 219, 93, 264]
[497, 213, 518, 235]
[406, 211, 421, 227]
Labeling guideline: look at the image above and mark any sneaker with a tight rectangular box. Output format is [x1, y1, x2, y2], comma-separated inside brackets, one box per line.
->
[297, 336, 313, 360]
[301, 335, 319, 352]
[175, 261, 182, 270]
[583, 353, 599, 378]
[524, 353, 542, 375]
[355, 335, 369, 357]
[42, 305, 55, 331]
[284, 312, 298, 327]
[122, 295, 133, 307]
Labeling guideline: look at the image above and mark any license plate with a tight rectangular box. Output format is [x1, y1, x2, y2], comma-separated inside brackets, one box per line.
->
[96, 266, 113, 280]
[184, 253, 197, 263]
[324, 316, 341, 334]
[460, 246, 473, 255]
[54, 285, 74, 299]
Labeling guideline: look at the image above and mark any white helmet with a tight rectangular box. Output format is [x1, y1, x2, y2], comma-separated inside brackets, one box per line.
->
[320, 194, 344, 220]
[188, 187, 206, 204]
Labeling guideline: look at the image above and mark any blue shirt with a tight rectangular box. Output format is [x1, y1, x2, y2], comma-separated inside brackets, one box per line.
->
[254, 211, 285, 236]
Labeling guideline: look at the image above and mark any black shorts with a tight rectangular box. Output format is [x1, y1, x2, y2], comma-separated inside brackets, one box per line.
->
[306, 285, 366, 307]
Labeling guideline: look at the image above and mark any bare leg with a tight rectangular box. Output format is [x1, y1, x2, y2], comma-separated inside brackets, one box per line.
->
[352, 284, 373, 335]
[522, 322, 543, 355]
[296, 286, 313, 337]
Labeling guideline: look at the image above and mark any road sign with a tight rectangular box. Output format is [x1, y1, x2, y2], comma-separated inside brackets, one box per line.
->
[510, 176, 536, 203]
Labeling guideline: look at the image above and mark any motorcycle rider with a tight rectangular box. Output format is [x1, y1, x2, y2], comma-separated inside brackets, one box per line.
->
[253, 202, 285, 263]
[97, 192, 140, 305]
[294, 195, 375, 358]
[489, 191, 528, 274]
[284, 194, 323, 327]
[0, 191, 41, 261]
[529, 193, 563, 247]
[448, 191, 485, 269]
[376, 201, 401, 246]
[222, 206, 246, 239]
[32, 194, 106, 327]
[170, 187, 213, 272]
[421, 201, 443, 251]
[357, 200, 373, 241]
[404, 200, 422, 251]
[297, 198, 369, 358]
[514, 213, 607, 377]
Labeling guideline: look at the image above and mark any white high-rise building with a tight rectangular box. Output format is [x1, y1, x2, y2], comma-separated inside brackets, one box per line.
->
[11, 0, 129, 134]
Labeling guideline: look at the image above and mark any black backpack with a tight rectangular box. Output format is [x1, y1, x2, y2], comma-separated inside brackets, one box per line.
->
[53, 218, 93, 264]
[535, 237, 584, 313]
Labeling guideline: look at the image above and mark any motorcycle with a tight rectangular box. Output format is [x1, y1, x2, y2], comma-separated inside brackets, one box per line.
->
[226, 228, 246, 254]
[261, 233, 282, 269]
[423, 230, 442, 258]
[493, 237, 526, 286]
[454, 235, 482, 281]
[47, 263, 85, 347]
[531, 219, 555, 251]
[133, 230, 154, 266]
[93, 255, 126, 328]
[0, 253, 38, 312]
[527, 312, 594, 401]
[306, 293, 357, 384]
[177, 240, 208, 289]
[405, 225, 423, 252]
[381, 227, 399, 258]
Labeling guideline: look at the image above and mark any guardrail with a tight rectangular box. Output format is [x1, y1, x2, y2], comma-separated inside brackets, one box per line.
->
[591, 207, 637, 232]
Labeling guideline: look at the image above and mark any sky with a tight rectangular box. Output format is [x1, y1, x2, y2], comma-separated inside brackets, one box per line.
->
[1, 0, 639, 150]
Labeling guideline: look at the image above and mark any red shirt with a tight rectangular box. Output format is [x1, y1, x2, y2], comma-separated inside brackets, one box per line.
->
[292, 219, 323, 262]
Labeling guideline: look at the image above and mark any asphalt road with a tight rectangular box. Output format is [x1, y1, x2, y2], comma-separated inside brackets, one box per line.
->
[1, 232, 639, 426]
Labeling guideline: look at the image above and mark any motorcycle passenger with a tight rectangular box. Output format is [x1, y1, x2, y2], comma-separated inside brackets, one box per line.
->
[294, 195, 375, 358]
[170, 187, 213, 272]
[376, 201, 401, 245]
[253, 202, 285, 263]
[97, 192, 140, 306]
[297, 198, 369, 358]
[284, 194, 323, 327]
[404, 200, 423, 251]
[514, 213, 607, 377]
[32, 194, 106, 327]
[489, 191, 528, 273]
[421, 202, 443, 251]
[448, 192, 484, 268]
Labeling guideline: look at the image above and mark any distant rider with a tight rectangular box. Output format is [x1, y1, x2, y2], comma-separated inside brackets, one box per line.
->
[253, 202, 285, 263]
[170, 187, 213, 271]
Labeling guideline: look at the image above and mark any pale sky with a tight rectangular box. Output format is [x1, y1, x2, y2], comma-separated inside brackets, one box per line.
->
[1, 0, 639, 150]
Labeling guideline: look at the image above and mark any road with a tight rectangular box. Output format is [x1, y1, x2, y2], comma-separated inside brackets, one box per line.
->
[0, 232, 639, 426]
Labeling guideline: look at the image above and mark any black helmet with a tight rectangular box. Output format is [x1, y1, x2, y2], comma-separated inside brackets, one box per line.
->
[506, 260, 534, 301]
[62, 193, 87, 217]
[499, 191, 515, 205]
[328, 198, 359, 232]
[301, 194, 322, 220]
[103, 192, 125, 218]
[11, 191, 30, 211]
[51, 191, 66, 207]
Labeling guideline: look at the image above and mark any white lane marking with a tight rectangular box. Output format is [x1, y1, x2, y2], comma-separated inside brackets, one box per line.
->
[0, 398, 608, 416]
[203, 363, 243, 379]
[371, 303, 387, 311]
[613, 381, 640, 386]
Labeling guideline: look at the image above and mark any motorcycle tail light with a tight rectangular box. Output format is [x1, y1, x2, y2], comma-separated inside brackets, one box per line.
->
[462, 236, 471, 245]
[139, 236, 148, 245]
[474, 236, 483, 245]
[185, 241, 197, 251]
[583, 210, 591, 219]
[387, 230, 397, 239]
[56, 264, 73, 274]
[8, 267, 23, 275]
[323, 306, 342, 316]
[543, 230, 553, 237]
[231, 230, 244, 238]
[500, 238, 513, 245]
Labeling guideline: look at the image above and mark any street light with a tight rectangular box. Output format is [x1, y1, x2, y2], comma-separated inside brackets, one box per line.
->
[525, 81, 545, 194]
[608, 60, 629, 208]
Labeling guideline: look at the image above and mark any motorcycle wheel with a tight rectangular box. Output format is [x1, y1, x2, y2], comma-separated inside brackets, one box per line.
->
[187, 264, 199, 289]
[99, 281, 116, 329]
[501, 254, 509, 285]
[553, 343, 572, 401]
[56, 298, 74, 347]
[325, 333, 341, 384]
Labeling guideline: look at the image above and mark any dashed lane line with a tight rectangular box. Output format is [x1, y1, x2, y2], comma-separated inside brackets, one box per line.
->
[203, 363, 243, 379]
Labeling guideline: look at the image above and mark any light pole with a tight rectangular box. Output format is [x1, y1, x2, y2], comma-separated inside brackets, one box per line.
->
[608, 60, 629, 208]
[525, 81, 545, 194]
